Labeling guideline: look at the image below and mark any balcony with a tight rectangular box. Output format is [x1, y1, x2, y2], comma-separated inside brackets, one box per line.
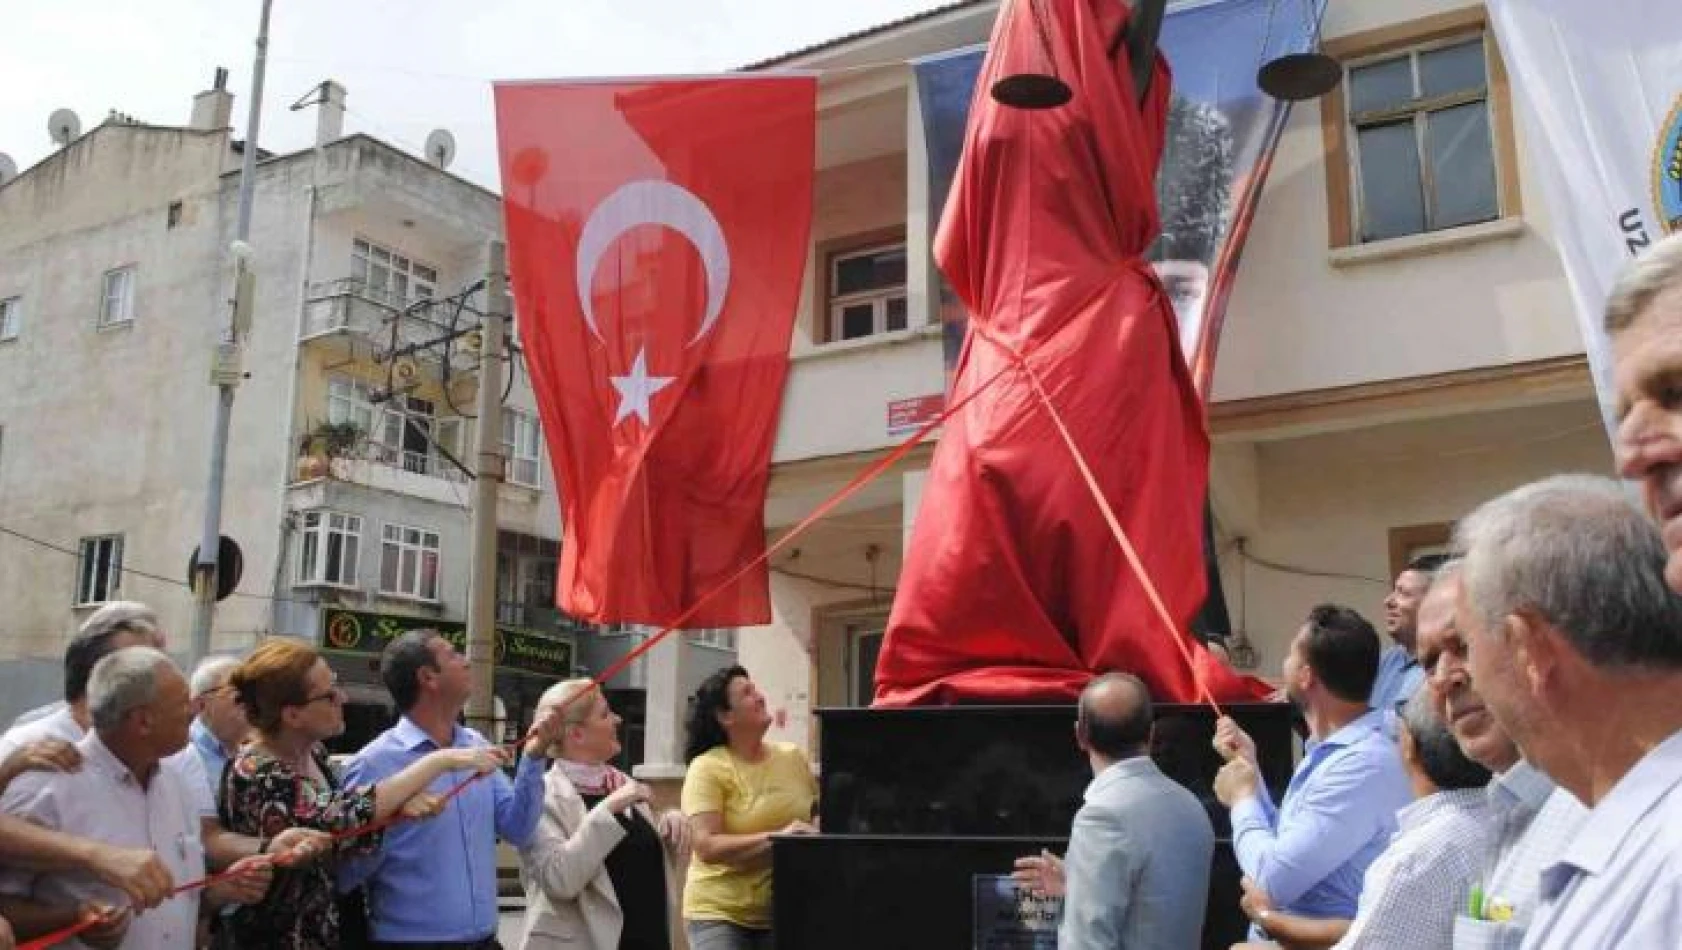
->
[301, 278, 466, 356]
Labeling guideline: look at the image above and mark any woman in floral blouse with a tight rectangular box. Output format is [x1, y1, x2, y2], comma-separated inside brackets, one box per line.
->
[219, 639, 505, 950]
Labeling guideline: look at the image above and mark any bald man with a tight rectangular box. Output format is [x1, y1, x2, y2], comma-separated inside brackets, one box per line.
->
[1017, 674, 1214, 949]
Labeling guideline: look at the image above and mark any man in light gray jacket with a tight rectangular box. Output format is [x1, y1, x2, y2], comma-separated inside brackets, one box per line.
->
[1018, 672, 1214, 949]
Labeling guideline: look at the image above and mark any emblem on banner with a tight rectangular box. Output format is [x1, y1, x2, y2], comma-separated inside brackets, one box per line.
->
[1656, 93, 1682, 234]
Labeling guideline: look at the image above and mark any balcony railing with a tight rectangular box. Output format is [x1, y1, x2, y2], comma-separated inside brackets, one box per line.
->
[302, 278, 463, 353]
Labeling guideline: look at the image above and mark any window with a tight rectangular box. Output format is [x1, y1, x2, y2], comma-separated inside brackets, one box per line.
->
[1347, 38, 1496, 242]
[76, 535, 124, 605]
[1388, 522, 1453, 580]
[687, 628, 738, 651]
[1321, 10, 1521, 248]
[502, 409, 542, 488]
[847, 622, 884, 707]
[298, 511, 362, 587]
[327, 377, 376, 435]
[380, 523, 440, 601]
[100, 267, 135, 327]
[378, 394, 440, 476]
[0, 296, 19, 341]
[166, 201, 183, 229]
[352, 238, 437, 307]
[826, 242, 908, 342]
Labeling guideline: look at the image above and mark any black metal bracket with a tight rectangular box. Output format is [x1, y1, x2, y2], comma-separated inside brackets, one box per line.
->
[1110, 0, 1169, 104]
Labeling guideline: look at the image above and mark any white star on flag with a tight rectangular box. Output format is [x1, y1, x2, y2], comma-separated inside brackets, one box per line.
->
[610, 347, 675, 426]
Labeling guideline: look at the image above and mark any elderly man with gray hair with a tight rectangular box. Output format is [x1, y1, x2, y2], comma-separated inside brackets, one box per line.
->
[0, 602, 166, 762]
[185, 656, 247, 795]
[1454, 474, 1682, 948]
[0, 647, 273, 949]
[1607, 230, 1682, 596]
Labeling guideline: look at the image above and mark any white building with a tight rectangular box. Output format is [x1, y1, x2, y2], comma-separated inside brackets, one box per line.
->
[0, 73, 735, 751]
[0, 0, 1616, 784]
[664, 0, 1612, 771]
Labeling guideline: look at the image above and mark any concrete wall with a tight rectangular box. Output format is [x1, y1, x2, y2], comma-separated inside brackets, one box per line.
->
[1212, 1, 1579, 402]
[0, 130, 559, 734]
[0, 125, 281, 664]
[1209, 399, 1612, 670]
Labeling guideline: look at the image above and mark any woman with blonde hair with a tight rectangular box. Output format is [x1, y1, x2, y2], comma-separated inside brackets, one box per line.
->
[517, 678, 688, 950]
[219, 638, 505, 950]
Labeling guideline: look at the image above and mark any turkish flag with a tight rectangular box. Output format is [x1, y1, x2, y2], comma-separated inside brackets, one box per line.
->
[874, 0, 1271, 705]
[494, 78, 815, 626]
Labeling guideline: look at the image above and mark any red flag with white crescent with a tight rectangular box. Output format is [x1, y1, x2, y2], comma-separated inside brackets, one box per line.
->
[494, 78, 815, 626]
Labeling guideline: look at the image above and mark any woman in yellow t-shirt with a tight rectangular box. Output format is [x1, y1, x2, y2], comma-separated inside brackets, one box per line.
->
[680, 665, 817, 950]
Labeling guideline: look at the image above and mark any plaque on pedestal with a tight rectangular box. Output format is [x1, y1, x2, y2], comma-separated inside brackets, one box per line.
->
[972, 874, 1061, 949]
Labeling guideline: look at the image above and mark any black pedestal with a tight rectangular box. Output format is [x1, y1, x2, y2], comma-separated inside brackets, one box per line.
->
[774, 703, 1295, 950]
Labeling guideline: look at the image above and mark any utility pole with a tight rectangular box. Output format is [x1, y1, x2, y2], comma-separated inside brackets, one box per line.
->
[190, 0, 273, 665]
[466, 241, 508, 740]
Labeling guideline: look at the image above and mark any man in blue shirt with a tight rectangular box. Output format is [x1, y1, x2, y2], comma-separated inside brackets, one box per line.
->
[1214, 604, 1411, 934]
[1371, 556, 1447, 714]
[339, 630, 562, 949]
[187, 655, 247, 796]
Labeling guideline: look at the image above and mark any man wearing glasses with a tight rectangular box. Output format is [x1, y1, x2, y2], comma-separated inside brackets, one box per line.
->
[187, 657, 249, 795]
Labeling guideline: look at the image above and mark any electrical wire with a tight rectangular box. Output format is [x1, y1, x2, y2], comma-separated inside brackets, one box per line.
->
[771, 565, 896, 596]
[0, 524, 314, 606]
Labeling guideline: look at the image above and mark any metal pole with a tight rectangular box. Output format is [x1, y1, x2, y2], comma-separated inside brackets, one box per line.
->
[190, 0, 273, 665]
[466, 242, 508, 739]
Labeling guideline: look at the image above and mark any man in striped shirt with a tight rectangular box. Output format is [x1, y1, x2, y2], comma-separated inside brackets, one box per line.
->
[1412, 561, 1585, 941]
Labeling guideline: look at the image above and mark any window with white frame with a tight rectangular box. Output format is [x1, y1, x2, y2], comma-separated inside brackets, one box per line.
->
[826, 243, 908, 342]
[0, 297, 20, 341]
[297, 510, 362, 587]
[327, 377, 376, 435]
[1346, 35, 1499, 243]
[380, 523, 440, 601]
[502, 409, 542, 488]
[99, 267, 136, 327]
[687, 628, 738, 651]
[352, 238, 437, 306]
[378, 394, 439, 475]
[75, 535, 124, 605]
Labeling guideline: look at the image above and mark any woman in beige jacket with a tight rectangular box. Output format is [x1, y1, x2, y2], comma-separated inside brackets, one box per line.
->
[517, 679, 689, 950]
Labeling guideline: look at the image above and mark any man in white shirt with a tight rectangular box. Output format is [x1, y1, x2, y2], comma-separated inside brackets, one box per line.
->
[1607, 230, 1682, 597]
[0, 648, 270, 949]
[0, 604, 326, 868]
[1455, 475, 1682, 948]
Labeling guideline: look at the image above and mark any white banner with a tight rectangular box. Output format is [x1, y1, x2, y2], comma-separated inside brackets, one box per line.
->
[1487, 0, 1682, 437]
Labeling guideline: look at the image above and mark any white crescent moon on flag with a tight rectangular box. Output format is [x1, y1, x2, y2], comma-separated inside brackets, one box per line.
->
[574, 180, 731, 348]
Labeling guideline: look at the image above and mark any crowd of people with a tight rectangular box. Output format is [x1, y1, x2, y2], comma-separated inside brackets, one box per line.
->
[0, 222, 1679, 950]
[1008, 232, 1682, 949]
[0, 602, 819, 950]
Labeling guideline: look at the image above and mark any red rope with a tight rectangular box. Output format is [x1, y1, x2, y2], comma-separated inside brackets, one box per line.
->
[19, 360, 1015, 950]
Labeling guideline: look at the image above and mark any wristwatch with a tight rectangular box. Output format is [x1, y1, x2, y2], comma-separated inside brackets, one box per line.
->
[1255, 909, 1273, 932]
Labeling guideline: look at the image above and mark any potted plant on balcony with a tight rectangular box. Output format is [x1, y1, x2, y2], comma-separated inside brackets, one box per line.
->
[296, 420, 363, 480]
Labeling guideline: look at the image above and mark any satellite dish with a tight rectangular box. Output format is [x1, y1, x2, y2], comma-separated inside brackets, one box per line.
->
[47, 108, 82, 147]
[424, 128, 456, 170]
[0, 153, 16, 185]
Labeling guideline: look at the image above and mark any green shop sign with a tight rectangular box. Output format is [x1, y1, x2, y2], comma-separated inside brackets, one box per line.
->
[320, 608, 574, 679]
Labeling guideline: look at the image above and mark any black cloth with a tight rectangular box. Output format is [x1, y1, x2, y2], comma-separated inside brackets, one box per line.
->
[581, 792, 670, 950]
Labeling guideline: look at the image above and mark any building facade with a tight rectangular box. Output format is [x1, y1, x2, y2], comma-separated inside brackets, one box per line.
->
[0, 77, 736, 753]
[710, 0, 1610, 766]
